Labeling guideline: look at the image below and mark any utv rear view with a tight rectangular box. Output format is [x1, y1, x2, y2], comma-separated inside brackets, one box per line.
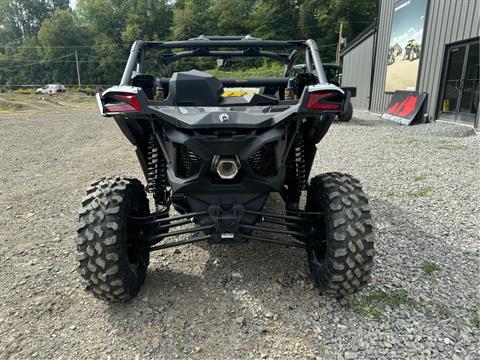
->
[76, 35, 374, 302]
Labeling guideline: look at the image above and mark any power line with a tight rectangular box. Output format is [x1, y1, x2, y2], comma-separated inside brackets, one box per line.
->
[0, 51, 127, 63]
[1, 43, 123, 49]
[0, 53, 76, 70]
[0, 42, 337, 68]
[0, 52, 129, 71]
[0, 60, 126, 63]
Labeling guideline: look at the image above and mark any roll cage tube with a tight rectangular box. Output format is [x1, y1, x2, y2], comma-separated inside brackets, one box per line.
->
[161, 50, 290, 65]
[119, 36, 328, 86]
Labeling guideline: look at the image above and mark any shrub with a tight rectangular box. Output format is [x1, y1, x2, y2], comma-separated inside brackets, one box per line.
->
[69, 87, 96, 95]
[13, 88, 35, 95]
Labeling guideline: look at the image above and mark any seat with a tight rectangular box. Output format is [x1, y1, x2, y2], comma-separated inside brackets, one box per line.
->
[168, 70, 223, 106]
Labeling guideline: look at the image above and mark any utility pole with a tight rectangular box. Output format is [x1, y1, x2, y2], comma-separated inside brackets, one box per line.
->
[336, 22, 344, 66]
[75, 50, 81, 86]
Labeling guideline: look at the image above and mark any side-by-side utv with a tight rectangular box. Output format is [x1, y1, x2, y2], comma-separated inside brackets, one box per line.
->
[76, 35, 374, 302]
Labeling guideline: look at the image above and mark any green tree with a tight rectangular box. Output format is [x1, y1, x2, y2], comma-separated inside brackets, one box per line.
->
[250, 0, 300, 40]
[75, 0, 130, 84]
[0, 0, 69, 42]
[76, 0, 128, 41]
[38, 10, 92, 84]
[122, 0, 172, 43]
[0, 26, 8, 45]
[92, 34, 126, 85]
[0, 0, 378, 86]
[171, 0, 212, 40]
[209, 0, 256, 36]
[298, 0, 377, 61]
[0, 36, 44, 85]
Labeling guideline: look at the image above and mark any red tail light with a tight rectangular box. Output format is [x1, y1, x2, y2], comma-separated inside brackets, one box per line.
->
[104, 93, 142, 113]
[305, 91, 343, 111]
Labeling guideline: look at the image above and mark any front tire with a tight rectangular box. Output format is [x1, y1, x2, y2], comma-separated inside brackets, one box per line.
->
[306, 172, 374, 296]
[76, 176, 150, 302]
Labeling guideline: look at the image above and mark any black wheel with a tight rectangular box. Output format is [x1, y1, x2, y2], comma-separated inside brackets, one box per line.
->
[306, 172, 374, 296]
[76, 176, 150, 302]
[338, 101, 353, 122]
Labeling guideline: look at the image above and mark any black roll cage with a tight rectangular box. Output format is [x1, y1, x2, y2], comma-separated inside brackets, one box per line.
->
[120, 35, 328, 86]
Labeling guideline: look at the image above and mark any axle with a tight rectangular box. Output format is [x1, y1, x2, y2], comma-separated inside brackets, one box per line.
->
[129, 206, 323, 252]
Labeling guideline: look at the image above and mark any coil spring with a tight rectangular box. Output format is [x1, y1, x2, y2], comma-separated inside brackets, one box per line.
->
[147, 134, 170, 206]
[286, 132, 306, 204]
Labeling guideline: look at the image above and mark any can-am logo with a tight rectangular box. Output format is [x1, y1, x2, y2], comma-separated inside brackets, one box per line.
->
[219, 113, 229, 122]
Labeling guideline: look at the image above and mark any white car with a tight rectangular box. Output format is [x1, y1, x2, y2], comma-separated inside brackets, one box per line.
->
[35, 84, 66, 94]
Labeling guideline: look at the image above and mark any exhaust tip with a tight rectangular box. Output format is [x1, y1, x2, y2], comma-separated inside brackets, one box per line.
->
[216, 158, 239, 179]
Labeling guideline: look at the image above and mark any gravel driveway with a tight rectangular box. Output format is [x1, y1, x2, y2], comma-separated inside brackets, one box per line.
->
[0, 111, 478, 359]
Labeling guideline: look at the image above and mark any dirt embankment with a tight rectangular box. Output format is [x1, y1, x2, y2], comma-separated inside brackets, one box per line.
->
[0, 93, 96, 114]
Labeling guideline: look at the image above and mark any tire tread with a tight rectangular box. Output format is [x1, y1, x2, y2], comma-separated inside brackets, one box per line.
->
[76, 176, 149, 302]
[307, 172, 374, 296]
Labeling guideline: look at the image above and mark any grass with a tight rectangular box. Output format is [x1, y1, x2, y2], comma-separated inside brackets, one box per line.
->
[354, 120, 376, 127]
[351, 288, 461, 322]
[436, 140, 465, 150]
[435, 304, 454, 318]
[406, 138, 428, 145]
[13, 88, 35, 95]
[208, 64, 284, 79]
[0, 103, 24, 112]
[471, 314, 480, 329]
[386, 191, 395, 198]
[351, 289, 415, 319]
[413, 175, 426, 181]
[422, 261, 441, 275]
[472, 302, 480, 330]
[69, 87, 96, 95]
[407, 187, 431, 198]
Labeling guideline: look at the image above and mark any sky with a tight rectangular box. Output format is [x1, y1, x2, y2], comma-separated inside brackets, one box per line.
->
[70, 0, 77, 9]
[389, 0, 428, 48]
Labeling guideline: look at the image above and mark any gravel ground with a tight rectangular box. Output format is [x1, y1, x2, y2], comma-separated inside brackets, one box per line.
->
[0, 111, 478, 359]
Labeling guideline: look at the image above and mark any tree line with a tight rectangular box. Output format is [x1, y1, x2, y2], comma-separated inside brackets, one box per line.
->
[0, 0, 377, 86]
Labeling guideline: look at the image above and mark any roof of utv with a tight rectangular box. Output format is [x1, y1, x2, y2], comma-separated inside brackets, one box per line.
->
[140, 35, 309, 65]
[120, 35, 329, 85]
[143, 35, 307, 49]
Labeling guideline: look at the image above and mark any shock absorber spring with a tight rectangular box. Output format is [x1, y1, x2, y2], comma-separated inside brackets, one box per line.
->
[147, 133, 170, 208]
[286, 132, 306, 205]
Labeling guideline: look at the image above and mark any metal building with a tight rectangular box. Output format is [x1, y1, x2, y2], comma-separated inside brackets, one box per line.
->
[341, 0, 479, 128]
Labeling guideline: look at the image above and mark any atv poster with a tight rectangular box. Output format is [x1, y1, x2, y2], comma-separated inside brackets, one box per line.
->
[381, 91, 427, 125]
[385, 0, 427, 92]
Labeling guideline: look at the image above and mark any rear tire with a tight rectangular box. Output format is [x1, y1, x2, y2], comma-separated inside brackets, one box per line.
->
[306, 172, 374, 296]
[338, 101, 353, 122]
[76, 176, 150, 302]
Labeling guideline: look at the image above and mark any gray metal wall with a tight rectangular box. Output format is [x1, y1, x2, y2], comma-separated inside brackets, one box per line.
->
[370, 0, 395, 113]
[418, 0, 479, 119]
[342, 33, 375, 110]
[371, 0, 480, 117]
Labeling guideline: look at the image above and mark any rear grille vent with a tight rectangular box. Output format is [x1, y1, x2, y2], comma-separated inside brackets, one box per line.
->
[175, 143, 203, 178]
[248, 142, 276, 177]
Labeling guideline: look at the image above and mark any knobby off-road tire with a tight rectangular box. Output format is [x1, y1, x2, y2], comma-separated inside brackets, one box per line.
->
[306, 172, 374, 296]
[338, 101, 353, 122]
[76, 176, 150, 302]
